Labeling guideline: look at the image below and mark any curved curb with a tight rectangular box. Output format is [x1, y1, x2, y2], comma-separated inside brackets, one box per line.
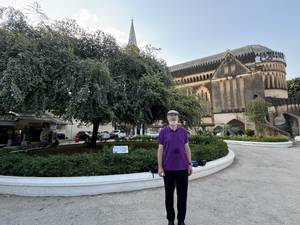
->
[0, 149, 235, 197]
[224, 140, 293, 148]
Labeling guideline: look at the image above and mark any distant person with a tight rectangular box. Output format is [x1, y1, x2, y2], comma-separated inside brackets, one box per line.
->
[157, 110, 192, 225]
[12, 130, 22, 146]
[39, 122, 52, 147]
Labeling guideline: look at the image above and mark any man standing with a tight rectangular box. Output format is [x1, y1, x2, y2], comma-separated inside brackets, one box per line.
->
[157, 110, 192, 225]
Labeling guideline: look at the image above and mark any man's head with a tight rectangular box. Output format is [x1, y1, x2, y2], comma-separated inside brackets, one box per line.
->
[167, 110, 179, 125]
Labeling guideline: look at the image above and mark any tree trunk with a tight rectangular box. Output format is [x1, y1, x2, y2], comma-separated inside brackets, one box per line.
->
[89, 121, 100, 148]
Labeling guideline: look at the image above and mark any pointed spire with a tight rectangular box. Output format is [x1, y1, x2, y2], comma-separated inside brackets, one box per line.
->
[127, 18, 137, 47]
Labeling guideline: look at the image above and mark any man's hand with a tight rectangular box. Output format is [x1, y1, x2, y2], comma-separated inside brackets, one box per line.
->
[158, 166, 165, 177]
[188, 165, 193, 176]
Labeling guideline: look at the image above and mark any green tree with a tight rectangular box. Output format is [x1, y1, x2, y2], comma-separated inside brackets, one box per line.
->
[167, 89, 203, 128]
[0, 7, 76, 115]
[0, 6, 206, 147]
[64, 59, 112, 147]
[0, 7, 115, 147]
[52, 19, 120, 147]
[109, 46, 174, 132]
[287, 77, 300, 98]
[245, 97, 268, 137]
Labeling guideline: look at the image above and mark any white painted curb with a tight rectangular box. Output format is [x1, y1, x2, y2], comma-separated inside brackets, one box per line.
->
[224, 140, 293, 148]
[0, 149, 235, 197]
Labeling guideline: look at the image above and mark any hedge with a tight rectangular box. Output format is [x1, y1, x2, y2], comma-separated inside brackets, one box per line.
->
[0, 148, 156, 177]
[221, 135, 289, 142]
[0, 136, 228, 177]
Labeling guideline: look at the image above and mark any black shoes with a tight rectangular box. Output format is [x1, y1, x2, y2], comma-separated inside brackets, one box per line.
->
[168, 220, 186, 225]
[168, 221, 185, 225]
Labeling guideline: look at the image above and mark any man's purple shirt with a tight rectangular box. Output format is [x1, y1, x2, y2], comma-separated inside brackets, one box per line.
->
[157, 124, 189, 170]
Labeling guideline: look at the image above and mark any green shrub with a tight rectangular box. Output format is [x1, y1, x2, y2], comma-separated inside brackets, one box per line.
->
[245, 129, 255, 136]
[189, 135, 221, 145]
[189, 135, 228, 161]
[0, 147, 157, 177]
[223, 135, 288, 142]
[128, 135, 157, 142]
[98, 140, 157, 150]
[0, 138, 229, 177]
[256, 136, 289, 142]
[25, 141, 158, 156]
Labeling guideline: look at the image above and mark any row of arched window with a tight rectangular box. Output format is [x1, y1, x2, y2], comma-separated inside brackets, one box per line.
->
[261, 62, 285, 72]
[174, 72, 214, 85]
[185, 86, 212, 103]
[264, 72, 287, 89]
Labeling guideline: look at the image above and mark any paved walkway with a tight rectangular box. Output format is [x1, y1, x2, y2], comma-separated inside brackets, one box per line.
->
[1, 143, 300, 225]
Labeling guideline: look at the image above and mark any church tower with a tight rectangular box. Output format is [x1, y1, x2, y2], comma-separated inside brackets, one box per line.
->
[127, 18, 138, 48]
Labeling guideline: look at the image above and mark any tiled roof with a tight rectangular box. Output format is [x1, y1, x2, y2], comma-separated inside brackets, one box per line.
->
[169, 45, 284, 76]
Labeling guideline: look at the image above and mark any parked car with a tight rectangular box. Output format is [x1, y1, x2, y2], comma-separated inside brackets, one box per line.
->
[74, 131, 91, 142]
[213, 126, 244, 136]
[86, 131, 92, 138]
[110, 130, 126, 139]
[145, 130, 159, 138]
[99, 131, 110, 140]
[87, 131, 102, 139]
[213, 126, 223, 136]
[227, 127, 244, 136]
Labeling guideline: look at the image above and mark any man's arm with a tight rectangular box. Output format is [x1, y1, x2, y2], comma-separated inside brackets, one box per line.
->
[185, 143, 193, 176]
[184, 143, 192, 164]
[157, 144, 163, 168]
[157, 144, 164, 176]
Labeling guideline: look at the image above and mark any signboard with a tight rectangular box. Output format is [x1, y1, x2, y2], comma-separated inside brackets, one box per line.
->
[113, 145, 128, 154]
[255, 51, 285, 63]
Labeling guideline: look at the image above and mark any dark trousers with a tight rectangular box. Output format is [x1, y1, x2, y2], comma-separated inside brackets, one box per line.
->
[163, 169, 189, 223]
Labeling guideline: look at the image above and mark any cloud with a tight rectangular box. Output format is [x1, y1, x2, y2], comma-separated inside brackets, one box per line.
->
[72, 8, 129, 46]
[72, 8, 99, 31]
[104, 27, 128, 45]
[0, 0, 33, 9]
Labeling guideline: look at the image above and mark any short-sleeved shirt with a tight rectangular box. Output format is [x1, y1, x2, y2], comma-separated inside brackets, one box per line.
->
[157, 125, 189, 170]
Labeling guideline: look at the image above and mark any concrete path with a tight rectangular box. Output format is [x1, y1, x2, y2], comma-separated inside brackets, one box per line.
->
[1, 143, 300, 225]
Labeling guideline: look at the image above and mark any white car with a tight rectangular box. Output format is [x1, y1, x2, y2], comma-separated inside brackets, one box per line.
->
[99, 131, 110, 140]
[145, 130, 159, 138]
[111, 130, 126, 139]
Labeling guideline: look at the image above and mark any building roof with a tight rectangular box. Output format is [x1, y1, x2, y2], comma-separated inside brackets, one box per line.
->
[8, 111, 67, 125]
[169, 44, 285, 77]
[127, 19, 137, 47]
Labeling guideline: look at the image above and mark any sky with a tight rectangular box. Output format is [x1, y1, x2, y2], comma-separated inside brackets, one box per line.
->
[1, 0, 299, 79]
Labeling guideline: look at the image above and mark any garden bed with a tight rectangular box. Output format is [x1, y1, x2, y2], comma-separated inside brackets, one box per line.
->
[0, 136, 228, 177]
[221, 135, 293, 148]
[0, 149, 234, 196]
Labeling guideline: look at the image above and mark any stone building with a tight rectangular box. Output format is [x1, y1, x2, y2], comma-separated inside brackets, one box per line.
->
[169, 45, 299, 136]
